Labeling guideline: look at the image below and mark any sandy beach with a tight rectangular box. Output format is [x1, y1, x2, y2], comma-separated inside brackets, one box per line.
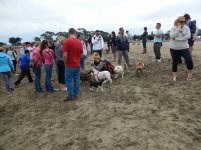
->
[0, 41, 201, 150]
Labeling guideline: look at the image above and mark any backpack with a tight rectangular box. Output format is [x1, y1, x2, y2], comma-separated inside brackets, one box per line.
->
[103, 59, 115, 75]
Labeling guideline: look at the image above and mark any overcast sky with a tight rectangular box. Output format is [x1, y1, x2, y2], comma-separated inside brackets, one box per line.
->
[0, 0, 200, 43]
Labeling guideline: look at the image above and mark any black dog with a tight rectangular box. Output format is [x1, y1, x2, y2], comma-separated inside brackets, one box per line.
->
[88, 75, 104, 92]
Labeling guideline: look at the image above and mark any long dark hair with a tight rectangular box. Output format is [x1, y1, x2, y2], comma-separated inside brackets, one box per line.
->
[40, 40, 49, 55]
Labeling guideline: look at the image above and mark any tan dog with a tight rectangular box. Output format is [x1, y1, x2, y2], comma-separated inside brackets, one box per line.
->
[105, 49, 110, 54]
[134, 62, 145, 76]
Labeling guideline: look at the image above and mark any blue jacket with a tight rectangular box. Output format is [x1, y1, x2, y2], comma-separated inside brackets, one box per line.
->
[19, 54, 31, 70]
[115, 34, 129, 51]
[0, 52, 14, 72]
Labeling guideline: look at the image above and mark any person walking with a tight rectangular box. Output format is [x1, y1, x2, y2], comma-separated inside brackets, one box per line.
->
[169, 16, 193, 81]
[15, 50, 33, 86]
[62, 28, 83, 101]
[152, 23, 163, 63]
[116, 27, 131, 66]
[0, 47, 15, 93]
[141, 27, 148, 54]
[92, 30, 104, 58]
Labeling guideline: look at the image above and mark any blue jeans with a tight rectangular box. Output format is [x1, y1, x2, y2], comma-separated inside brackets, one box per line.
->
[34, 65, 42, 92]
[44, 64, 54, 92]
[0, 71, 12, 91]
[65, 67, 80, 97]
[80, 55, 87, 69]
[142, 40, 147, 49]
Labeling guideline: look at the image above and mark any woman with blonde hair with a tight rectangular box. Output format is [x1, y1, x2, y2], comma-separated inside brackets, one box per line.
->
[91, 52, 107, 71]
[169, 16, 193, 81]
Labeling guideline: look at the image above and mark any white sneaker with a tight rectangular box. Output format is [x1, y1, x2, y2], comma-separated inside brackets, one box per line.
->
[157, 59, 161, 63]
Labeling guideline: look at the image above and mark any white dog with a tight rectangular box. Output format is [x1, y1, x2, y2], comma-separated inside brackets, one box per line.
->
[92, 68, 112, 84]
[114, 64, 128, 78]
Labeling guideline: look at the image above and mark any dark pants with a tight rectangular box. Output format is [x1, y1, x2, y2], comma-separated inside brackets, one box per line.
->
[57, 60, 65, 84]
[34, 65, 42, 92]
[80, 55, 87, 70]
[142, 40, 147, 49]
[170, 49, 193, 72]
[12, 60, 17, 73]
[65, 67, 80, 97]
[154, 42, 161, 59]
[44, 64, 54, 92]
[127, 42, 130, 52]
[93, 50, 102, 58]
[15, 69, 33, 86]
[90, 44, 93, 54]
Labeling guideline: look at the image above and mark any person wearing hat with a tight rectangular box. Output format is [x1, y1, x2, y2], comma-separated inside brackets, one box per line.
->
[91, 52, 107, 71]
[116, 27, 131, 66]
[92, 30, 104, 58]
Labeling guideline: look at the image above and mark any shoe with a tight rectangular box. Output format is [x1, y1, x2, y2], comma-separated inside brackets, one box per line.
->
[54, 88, 59, 91]
[9, 88, 14, 91]
[172, 78, 176, 81]
[157, 59, 161, 63]
[63, 96, 74, 101]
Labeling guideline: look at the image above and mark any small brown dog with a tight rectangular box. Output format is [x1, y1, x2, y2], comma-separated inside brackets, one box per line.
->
[105, 49, 110, 54]
[80, 70, 93, 82]
[134, 62, 145, 76]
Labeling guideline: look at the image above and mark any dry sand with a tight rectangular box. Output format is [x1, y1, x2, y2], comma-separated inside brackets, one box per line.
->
[0, 41, 201, 150]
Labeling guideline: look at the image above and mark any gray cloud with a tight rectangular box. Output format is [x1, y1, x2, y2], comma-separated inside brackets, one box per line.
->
[0, 0, 200, 42]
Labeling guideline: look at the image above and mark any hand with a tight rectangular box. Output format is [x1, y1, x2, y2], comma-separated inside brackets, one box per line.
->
[177, 24, 182, 29]
[11, 70, 15, 73]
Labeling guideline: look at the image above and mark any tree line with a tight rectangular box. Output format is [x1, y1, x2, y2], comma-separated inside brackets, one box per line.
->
[7, 28, 201, 46]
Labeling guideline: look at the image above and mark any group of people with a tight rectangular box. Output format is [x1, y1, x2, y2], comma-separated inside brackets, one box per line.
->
[0, 13, 199, 99]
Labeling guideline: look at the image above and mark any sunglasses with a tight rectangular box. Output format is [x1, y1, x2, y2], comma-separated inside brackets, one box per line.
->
[180, 21, 185, 23]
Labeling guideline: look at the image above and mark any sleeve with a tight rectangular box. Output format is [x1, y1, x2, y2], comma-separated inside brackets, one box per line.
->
[20, 48, 23, 55]
[175, 27, 191, 41]
[32, 51, 38, 61]
[94, 61, 105, 71]
[62, 40, 68, 53]
[92, 36, 98, 45]
[101, 37, 104, 49]
[189, 21, 196, 34]
[170, 27, 179, 39]
[8, 56, 14, 70]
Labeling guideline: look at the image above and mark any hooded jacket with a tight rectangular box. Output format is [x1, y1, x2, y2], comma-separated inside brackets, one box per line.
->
[0, 52, 14, 72]
[92, 35, 104, 51]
